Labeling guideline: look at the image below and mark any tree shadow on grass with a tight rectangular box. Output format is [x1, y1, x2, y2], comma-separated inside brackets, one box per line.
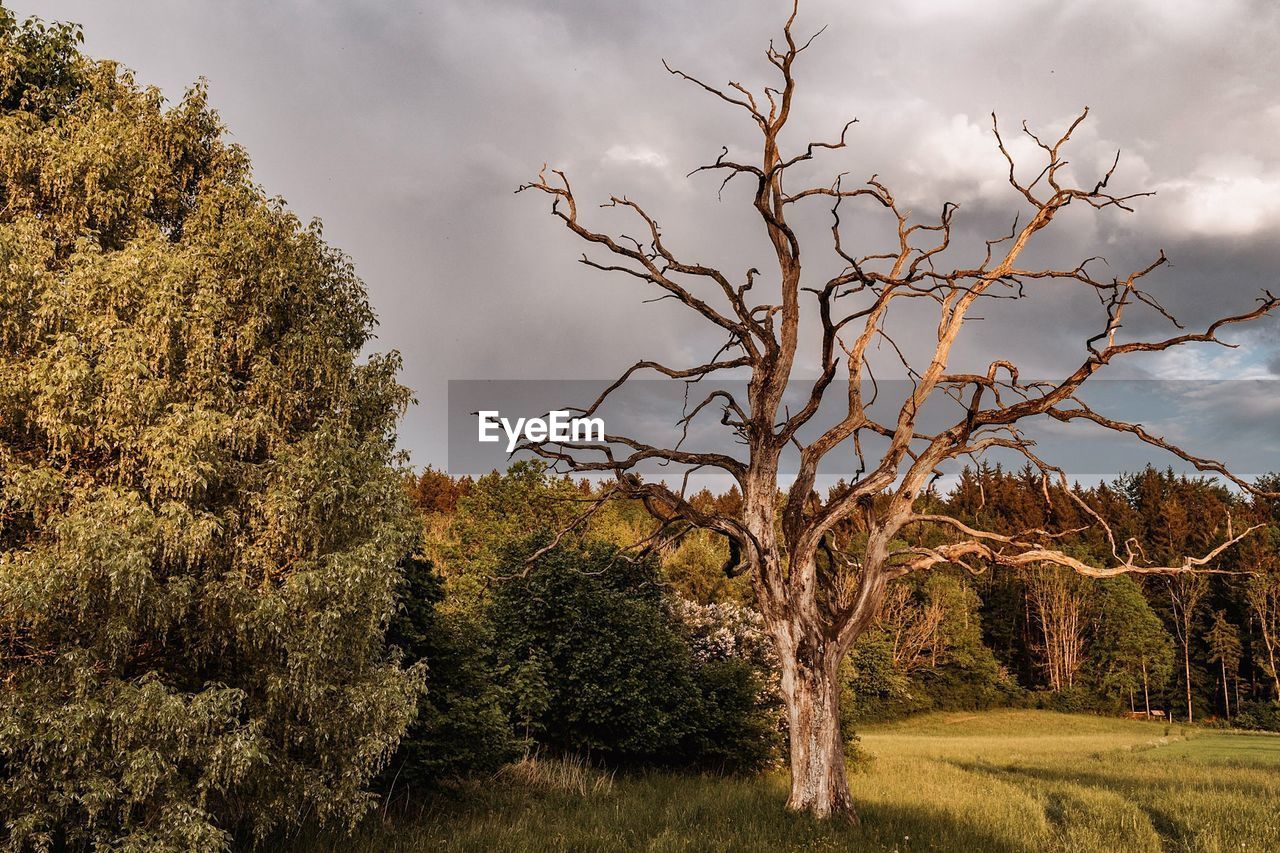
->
[839, 801, 1037, 853]
[947, 758, 1276, 801]
[281, 777, 1039, 852]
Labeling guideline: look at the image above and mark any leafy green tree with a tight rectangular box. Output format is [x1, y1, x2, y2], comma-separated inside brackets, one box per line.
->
[845, 573, 1012, 722]
[842, 630, 911, 724]
[424, 461, 583, 608]
[0, 9, 421, 847]
[1241, 477, 1280, 702]
[1124, 468, 1235, 721]
[916, 574, 1013, 709]
[662, 527, 753, 606]
[510, 647, 553, 742]
[1206, 609, 1243, 720]
[1091, 577, 1175, 715]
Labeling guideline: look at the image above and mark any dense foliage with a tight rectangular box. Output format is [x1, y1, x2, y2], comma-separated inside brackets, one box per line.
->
[407, 461, 1280, 749]
[392, 467, 781, 778]
[0, 9, 421, 848]
[393, 458, 1280, 803]
[843, 572, 1019, 723]
[492, 539, 780, 771]
[383, 556, 514, 788]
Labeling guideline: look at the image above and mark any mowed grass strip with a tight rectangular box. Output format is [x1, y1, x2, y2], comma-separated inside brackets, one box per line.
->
[1141, 731, 1280, 765]
[295, 711, 1280, 852]
[861, 710, 1280, 852]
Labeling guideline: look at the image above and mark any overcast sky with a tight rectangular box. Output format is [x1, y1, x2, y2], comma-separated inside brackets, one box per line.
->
[17, 0, 1280, 474]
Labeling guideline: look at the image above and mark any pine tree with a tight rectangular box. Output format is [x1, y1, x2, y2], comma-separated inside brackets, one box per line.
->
[1207, 610, 1243, 719]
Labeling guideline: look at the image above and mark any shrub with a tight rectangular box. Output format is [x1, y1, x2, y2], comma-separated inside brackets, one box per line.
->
[382, 556, 516, 788]
[1032, 687, 1106, 715]
[671, 598, 783, 772]
[1234, 702, 1280, 733]
[492, 540, 700, 765]
[492, 539, 781, 771]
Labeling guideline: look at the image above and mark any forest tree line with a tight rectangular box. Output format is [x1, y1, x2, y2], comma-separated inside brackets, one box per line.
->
[392, 460, 1280, 790]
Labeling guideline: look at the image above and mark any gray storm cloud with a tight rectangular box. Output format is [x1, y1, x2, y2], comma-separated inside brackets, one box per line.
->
[18, 0, 1280, 468]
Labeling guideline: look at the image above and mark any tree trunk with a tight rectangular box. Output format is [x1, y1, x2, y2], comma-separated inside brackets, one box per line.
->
[1264, 628, 1280, 701]
[778, 638, 856, 823]
[1221, 660, 1230, 720]
[1142, 660, 1151, 717]
[1184, 641, 1194, 723]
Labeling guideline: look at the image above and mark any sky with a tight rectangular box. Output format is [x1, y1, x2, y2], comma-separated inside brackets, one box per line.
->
[17, 0, 1280, 479]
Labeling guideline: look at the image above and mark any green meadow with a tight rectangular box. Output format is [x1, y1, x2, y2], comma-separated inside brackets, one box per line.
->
[296, 710, 1280, 853]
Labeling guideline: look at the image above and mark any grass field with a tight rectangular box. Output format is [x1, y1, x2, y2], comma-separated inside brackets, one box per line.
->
[293, 710, 1280, 852]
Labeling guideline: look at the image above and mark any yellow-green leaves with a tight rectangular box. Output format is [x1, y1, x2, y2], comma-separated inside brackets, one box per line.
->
[0, 8, 420, 848]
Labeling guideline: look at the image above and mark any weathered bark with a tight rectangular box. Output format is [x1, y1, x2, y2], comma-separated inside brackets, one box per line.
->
[776, 632, 857, 822]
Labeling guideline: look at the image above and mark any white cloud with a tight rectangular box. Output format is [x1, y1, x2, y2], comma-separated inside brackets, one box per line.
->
[1143, 343, 1275, 381]
[901, 113, 1012, 202]
[604, 144, 669, 169]
[894, 110, 1151, 211]
[1156, 156, 1280, 237]
[1113, 0, 1246, 37]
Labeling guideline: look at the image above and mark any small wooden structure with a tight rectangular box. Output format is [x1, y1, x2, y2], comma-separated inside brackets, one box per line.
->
[1125, 709, 1167, 720]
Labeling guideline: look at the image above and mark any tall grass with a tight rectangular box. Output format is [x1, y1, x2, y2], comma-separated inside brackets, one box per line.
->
[291, 710, 1280, 852]
[494, 751, 616, 797]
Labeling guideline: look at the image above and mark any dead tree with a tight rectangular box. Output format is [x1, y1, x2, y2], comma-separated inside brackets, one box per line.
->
[878, 583, 946, 675]
[1166, 572, 1209, 723]
[1026, 564, 1090, 691]
[1245, 553, 1280, 701]
[517, 2, 1276, 822]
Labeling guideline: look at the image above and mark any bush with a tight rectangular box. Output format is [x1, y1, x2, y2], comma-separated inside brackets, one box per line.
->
[1234, 702, 1280, 732]
[1032, 687, 1106, 715]
[842, 631, 921, 725]
[671, 599, 783, 773]
[383, 556, 516, 787]
[492, 539, 780, 772]
[493, 540, 700, 764]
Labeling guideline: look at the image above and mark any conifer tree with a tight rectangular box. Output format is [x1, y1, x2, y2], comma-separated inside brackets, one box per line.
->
[1207, 610, 1243, 719]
